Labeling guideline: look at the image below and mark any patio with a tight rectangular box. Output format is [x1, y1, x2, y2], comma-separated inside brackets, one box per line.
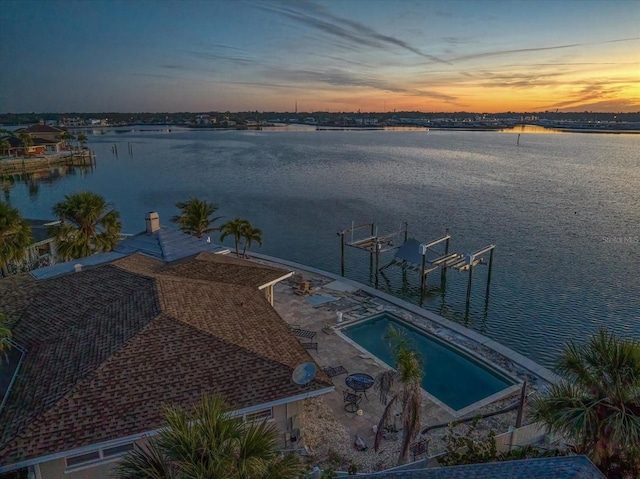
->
[269, 269, 534, 472]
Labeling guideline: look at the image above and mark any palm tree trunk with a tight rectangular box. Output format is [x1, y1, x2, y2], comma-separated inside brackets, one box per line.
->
[1, 261, 9, 278]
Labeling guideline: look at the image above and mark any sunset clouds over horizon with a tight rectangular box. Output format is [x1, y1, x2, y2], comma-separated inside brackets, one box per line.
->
[1, 0, 638, 113]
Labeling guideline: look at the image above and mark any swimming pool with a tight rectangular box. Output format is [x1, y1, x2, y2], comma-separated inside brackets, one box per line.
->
[341, 313, 516, 412]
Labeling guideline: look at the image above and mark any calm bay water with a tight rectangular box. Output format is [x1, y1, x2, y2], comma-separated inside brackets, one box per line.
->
[7, 127, 640, 366]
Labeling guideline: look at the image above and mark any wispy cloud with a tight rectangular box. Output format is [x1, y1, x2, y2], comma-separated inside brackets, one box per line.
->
[189, 50, 257, 67]
[538, 80, 634, 110]
[556, 98, 640, 112]
[603, 36, 640, 44]
[449, 36, 640, 63]
[264, 66, 457, 101]
[254, 0, 451, 64]
[450, 43, 585, 62]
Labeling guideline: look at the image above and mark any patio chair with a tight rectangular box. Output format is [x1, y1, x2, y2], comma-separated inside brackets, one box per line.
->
[293, 281, 311, 295]
[322, 365, 348, 378]
[290, 327, 316, 340]
[343, 390, 362, 412]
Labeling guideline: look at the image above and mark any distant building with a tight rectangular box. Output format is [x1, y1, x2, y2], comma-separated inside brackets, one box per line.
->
[86, 118, 109, 126]
[59, 117, 85, 127]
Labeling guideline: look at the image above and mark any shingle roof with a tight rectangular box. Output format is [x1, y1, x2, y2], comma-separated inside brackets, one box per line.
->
[13, 124, 64, 134]
[159, 252, 291, 289]
[0, 252, 330, 467]
[356, 456, 606, 479]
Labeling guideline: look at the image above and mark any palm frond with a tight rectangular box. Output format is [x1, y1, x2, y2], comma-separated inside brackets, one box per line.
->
[50, 192, 121, 259]
[172, 197, 219, 238]
[115, 439, 176, 479]
[532, 330, 640, 466]
[0, 201, 33, 268]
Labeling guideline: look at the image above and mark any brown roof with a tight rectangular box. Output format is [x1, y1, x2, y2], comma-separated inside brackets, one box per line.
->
[0, 253, 330, 466]
[159, 252, 291, 288]
[14, 124, 64, 134]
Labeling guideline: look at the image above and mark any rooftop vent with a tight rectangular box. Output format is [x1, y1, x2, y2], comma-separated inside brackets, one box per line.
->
[74, 264, 82, 273]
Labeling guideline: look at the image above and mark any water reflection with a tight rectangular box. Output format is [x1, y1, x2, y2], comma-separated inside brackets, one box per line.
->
[0, 164, 95, 200]
[500, 124, 562, 133]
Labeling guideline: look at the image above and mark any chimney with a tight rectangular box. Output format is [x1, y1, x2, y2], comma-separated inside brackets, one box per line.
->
[74, 264, 82, 273]
[145, 212, 160, 234]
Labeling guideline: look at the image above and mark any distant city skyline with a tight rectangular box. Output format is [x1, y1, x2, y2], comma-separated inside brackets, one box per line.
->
[1, 0, 639, 114]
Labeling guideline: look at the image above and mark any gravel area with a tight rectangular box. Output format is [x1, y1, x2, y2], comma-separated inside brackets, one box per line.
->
[302, 397, 401, 474]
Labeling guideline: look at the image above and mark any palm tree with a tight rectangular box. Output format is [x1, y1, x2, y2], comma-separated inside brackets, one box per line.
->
[18, 132, 33, 156]
[114, 395, 304, 479]
[0, 201, 32, 277]
[0, 313, 12, 364]
[171, 197, 220, 238]
[0, 139, 11, 157]
[60, 131, 75, 149]
[241, 223, 263, 258]
[373, 326, 424, 465]
[77, 133, 88, 150]
[530, 329, 640, 477]
[220, 217, 250, 257]
[50, 191, 121, 261]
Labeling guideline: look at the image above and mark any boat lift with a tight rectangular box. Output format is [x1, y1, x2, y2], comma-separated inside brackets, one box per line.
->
[338, 222, 495, 313]
[337, 221, 408, 279]
[417, 241, 495, 312]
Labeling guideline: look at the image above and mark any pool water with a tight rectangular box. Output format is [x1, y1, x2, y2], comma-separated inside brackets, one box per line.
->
[343, 314, 515, 411]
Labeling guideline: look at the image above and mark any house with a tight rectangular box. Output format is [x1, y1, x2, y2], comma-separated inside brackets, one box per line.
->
[0, 226, 333, 477]
[0, 135, 22, 156]
[0, 134, 49, 156]
[14, 124, 65, 143]
[10, 124, 64, 155]
[4, 219, 59, 275]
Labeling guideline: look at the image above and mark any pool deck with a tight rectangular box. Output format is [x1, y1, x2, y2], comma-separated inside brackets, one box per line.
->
[251, 252, 558, 470]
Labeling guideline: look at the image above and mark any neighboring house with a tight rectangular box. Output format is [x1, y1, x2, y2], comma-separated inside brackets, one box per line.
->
[9, 124, 64, 156]
[357, 456, 606, 479]
[32, 137, 63, 154]
[14, 124, 65, 142]
[0, 249, 333, 477]
[5, 219, 59, 275]
[0, 134, 49, 156]
[0, 135, 22, 156]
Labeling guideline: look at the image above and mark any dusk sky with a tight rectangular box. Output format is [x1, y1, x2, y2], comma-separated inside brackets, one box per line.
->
[1, 0, 639, 113]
